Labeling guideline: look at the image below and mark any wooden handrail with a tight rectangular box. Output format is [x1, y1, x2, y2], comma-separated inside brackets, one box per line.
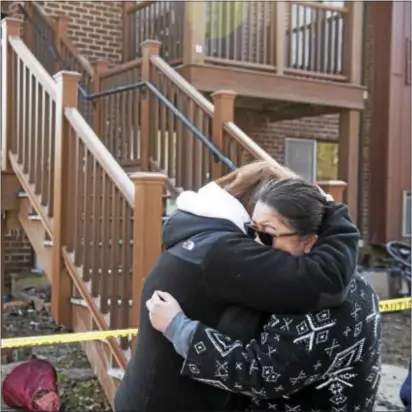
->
[28, 1, 94, 78]
[151, 55, 214, 116]
[224, 122, 279, 165]
[292, 1, 348, 13]
[99, 57, 142, 80]
[64, 107, 135, 207]
[8, 36, 56, 100]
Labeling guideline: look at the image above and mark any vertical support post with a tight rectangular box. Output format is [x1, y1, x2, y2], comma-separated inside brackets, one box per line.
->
[211, 90, 237, 180]
[91, 60, 109, 136]
[342, 1, 364, 84]
[183, 2, 206, 65]
[141, 40, 160, 171]
[274, 1, 286, 73]
[52, 70, 81, 327]
[338, 110, 360, 223]
[53, 15, 69, 73]
[122, 2, 134, 62]
[23, 4, 34, 49]
[2, 18, 22, 172]
[130, 172, 165, 346]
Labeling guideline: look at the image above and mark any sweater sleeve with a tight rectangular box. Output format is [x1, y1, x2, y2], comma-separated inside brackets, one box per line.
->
[202, 203, 360, 313]
[178, 312, 332, 399]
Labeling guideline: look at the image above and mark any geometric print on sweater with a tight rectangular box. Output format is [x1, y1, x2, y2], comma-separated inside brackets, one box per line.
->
[180, 275, 382, 412]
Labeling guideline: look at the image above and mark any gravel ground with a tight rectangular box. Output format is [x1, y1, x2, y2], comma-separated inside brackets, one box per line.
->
[1, 279, 410, 411]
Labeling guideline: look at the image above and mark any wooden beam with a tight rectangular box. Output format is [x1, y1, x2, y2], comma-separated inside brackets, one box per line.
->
[178, 65, 365, 110]
[338, 109, 360, 223]
[52, 70, 81, 327]
[183, 2, 205, 65]
[211, 90, 237, 179]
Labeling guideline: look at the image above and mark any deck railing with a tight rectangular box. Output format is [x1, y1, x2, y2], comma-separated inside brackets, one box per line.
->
[123, 1, 362, 82]
[2, 18, 165, 361]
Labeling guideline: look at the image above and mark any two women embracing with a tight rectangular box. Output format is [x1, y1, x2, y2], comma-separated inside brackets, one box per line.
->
[115, 160, 381, 412]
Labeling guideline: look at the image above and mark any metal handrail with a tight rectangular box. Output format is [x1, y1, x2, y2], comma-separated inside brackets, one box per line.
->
[18, 3, 236, 170]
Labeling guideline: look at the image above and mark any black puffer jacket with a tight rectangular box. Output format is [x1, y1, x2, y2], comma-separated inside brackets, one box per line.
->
[114, 183, 359, 412]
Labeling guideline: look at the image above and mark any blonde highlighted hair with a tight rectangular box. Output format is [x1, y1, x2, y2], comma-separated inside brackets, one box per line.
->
[215, 161, 299, 214]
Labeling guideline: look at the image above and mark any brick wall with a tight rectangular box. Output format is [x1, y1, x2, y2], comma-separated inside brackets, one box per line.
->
[3, 229, 33, 292]
[1, 1, 124, 64]
[39, 1, 123, 64]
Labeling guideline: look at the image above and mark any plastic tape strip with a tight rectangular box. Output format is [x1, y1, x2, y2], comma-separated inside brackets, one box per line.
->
[1, 297, 411, 349]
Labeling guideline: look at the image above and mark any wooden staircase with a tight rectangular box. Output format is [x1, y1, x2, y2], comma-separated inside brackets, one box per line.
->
[0, 10, 289, 405]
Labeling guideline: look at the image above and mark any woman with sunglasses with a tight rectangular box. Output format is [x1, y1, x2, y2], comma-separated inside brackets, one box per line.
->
[115, 162, 360, 412]
[147, 178, 381, 412]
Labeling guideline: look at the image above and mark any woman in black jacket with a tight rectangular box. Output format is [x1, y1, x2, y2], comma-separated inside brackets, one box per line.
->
[114, 162, 360, 412]
[148, 178, 381, 412]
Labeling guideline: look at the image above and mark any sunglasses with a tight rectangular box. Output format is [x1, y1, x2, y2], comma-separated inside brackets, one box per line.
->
[245, 224, 298, 247]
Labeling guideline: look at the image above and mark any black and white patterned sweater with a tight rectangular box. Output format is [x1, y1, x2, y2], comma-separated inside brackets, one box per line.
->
[167, 275, 382, 412]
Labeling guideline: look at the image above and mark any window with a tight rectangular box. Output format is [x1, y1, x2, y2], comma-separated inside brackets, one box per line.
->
[316, 141, 339, 180]
[284, 138, 317, 183]
[402, 190, 411, 237]
[284, 139, 338, 183]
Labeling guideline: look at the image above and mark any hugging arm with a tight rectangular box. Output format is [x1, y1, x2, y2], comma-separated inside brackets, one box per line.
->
[203, 203, 360, 313]
[164, 312, 328, 399]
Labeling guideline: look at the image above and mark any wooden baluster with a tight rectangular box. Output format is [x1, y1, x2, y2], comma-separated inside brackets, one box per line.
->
[211, 90, 237, 180]
[183, 1, 206, 65]
[2, 18, 22, 172]
[52, 70, 81, 327]
[130, 172, 165, 348]
[274, 1, 286, 74]
[53, 16, 69, 74]
[141, 40, 161, 171]
[92, 60, 109, 137]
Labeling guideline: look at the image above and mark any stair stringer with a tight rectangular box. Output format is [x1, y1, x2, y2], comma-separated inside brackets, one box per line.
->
[18, 198, 53, 282]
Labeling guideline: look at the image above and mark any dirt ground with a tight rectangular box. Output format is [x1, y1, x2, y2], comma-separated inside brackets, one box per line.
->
[1, 278, 410, 411]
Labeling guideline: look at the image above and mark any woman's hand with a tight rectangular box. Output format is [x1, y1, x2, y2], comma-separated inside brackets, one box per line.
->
[146, 291, 183, 333]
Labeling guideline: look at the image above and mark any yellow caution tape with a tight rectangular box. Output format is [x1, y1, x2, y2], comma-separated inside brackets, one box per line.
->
[379, 297, 411, 313]
[1, 297, 410, 349]
[1, 328, 137, 349]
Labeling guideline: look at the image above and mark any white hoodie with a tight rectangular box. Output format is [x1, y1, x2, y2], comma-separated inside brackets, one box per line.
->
[176, 182, 250, 234]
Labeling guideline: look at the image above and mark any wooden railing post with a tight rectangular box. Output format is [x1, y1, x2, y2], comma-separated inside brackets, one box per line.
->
[211, 90, 237, 180]
[23, 4, 34, 50]
[130, 172, 165, 345]
[91, 60, 109, 136]
[52, 70, 81, 327]
[317, 180, 348, 203]
[342, 1, 364, 84]
[183, 2, 206, 65]
[53, 15, 69, 73]
[122, 2, 134, 62]
[274, 1, 286, 73]
[141, 40, 161, 171]
[2, 18, 22, 172]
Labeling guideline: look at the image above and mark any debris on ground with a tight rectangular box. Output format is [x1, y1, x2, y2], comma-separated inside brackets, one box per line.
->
[1, 274, 112, 411]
